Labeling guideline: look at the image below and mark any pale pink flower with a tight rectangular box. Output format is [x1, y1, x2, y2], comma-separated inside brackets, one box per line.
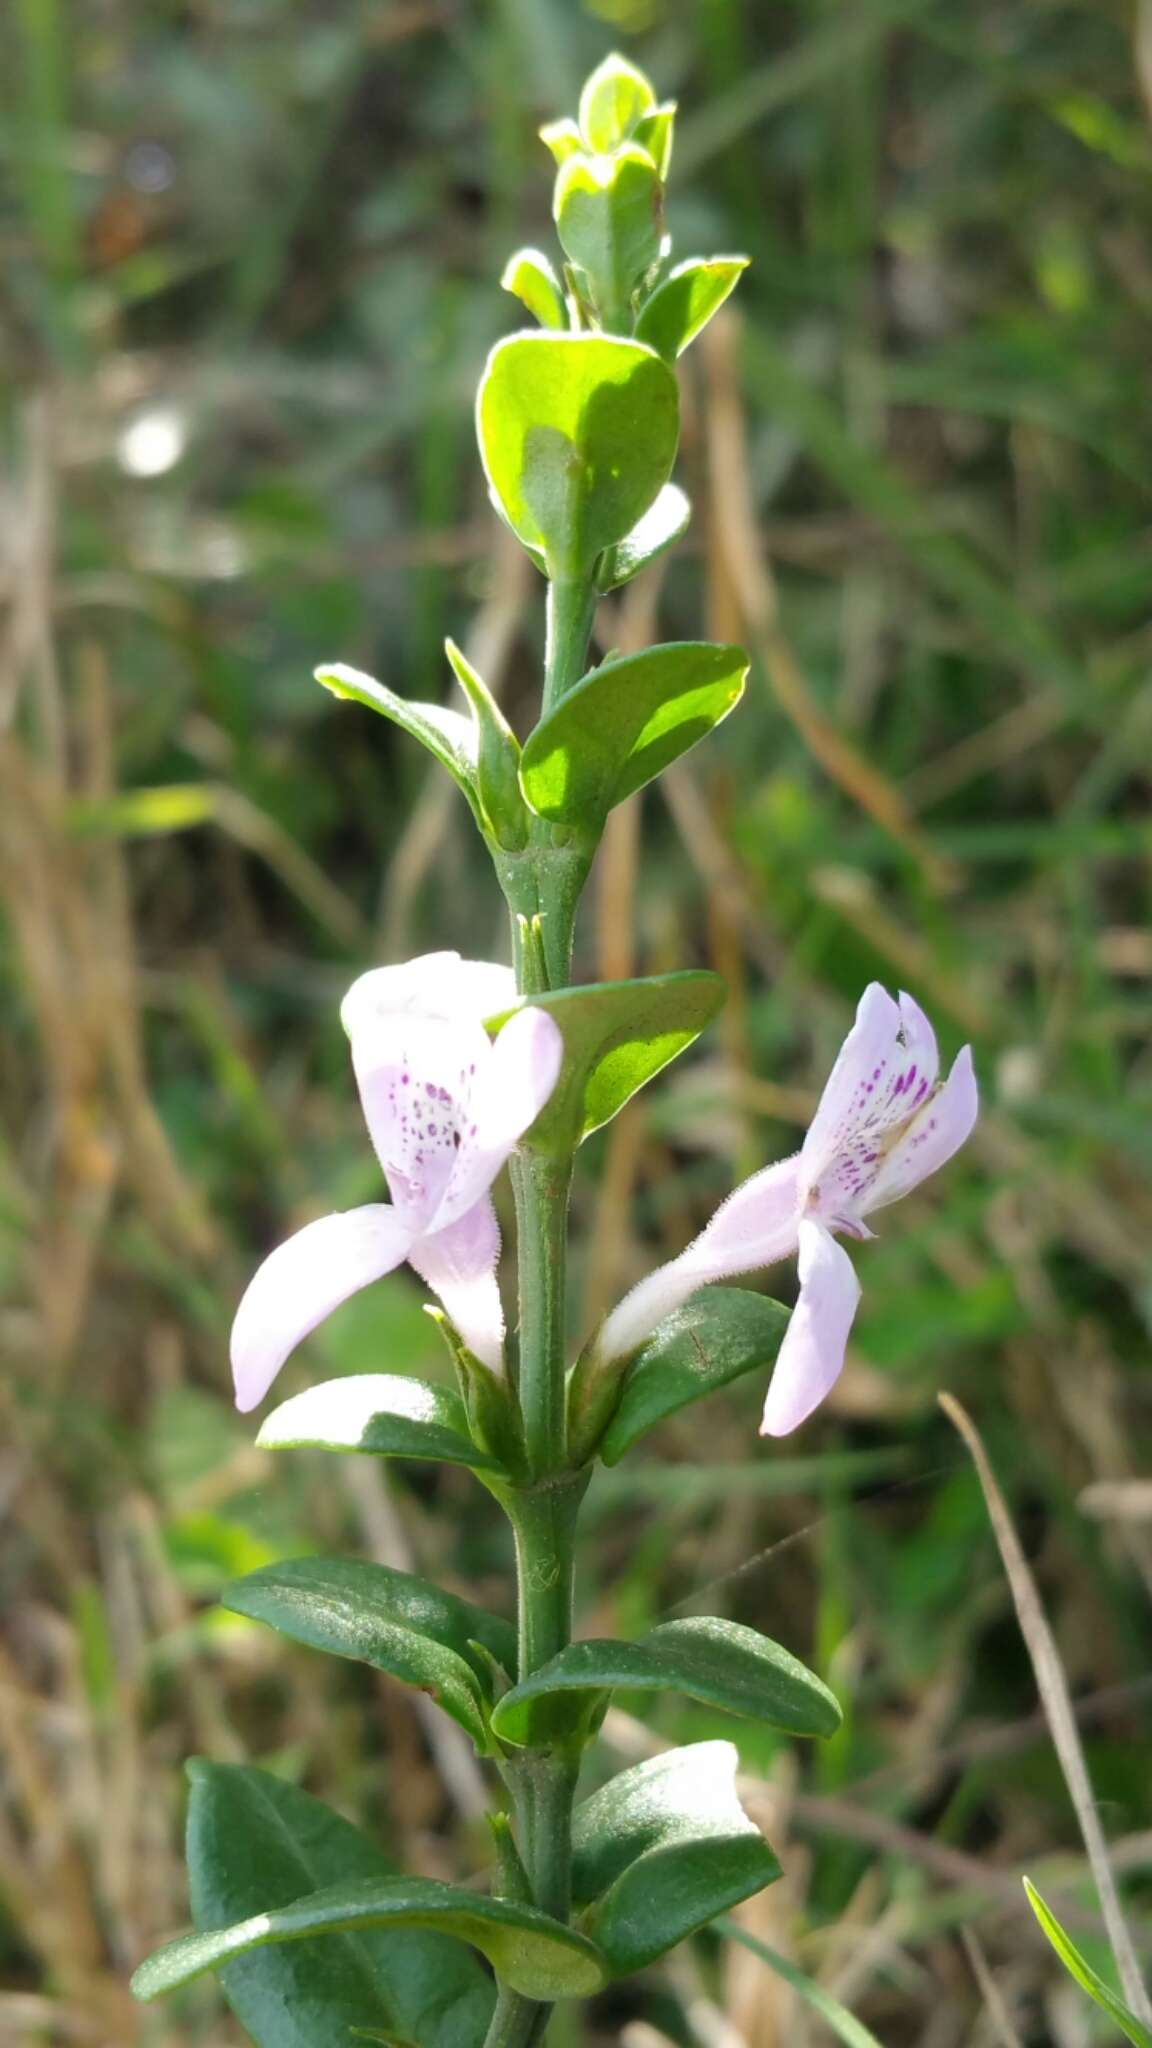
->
[230, 953, 562, 1412]
[599, 985, 977, 1437]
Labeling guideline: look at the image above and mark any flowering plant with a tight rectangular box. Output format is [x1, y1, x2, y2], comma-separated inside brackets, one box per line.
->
[133, 54, 975, 2048]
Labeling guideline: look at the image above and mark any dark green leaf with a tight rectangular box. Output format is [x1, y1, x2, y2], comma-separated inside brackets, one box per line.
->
[177, 1762, 496, 2048]
[316, 665, 480, 824]
[257, 1374, 506, 1474]
[598, 1287, 790, 1465]
[476, 334, 679, 579]
[596, 481, 689, 590]
[636, 257, 749, 361]
[223, 1558, 516, 1743]
[500, 247, 567, 329]
[554, 147, 662, 330]
[572, 1741, 780, 1974]
[490, 1615, 841, 1747]
[520, 642, 747, 831]
[490, 973, 725, 1151]
[1024, 1880, 1152, 2047]
[134, 1869, 606, 2006]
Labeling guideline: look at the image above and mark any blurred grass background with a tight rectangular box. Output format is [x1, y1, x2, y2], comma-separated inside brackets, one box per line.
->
[2, 0, 1152, 2042]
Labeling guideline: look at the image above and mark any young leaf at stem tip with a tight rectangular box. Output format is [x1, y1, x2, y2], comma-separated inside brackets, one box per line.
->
[500, 247, 568, 330]
[554, 146, 663, 333]
[635, 255, 750, 361]
[578, 53, 657, 153]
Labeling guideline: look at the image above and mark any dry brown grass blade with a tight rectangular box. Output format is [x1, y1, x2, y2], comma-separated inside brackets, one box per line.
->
[699, 312, 956, 894]
[940, 1390, 1152, 2023]
[961, 1926, 1026, 2048]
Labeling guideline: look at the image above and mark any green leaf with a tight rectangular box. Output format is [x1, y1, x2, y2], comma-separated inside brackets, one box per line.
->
[1024, 1880, 1152, 2046]
[500, 247, 568, 330]
[633, 104, 676, 180]
[520, 641, 747, 832]
[476, 333, 679, 580]
[554, 147, 662, 331]
[490, 972, 725, 1152]
[597, 1287, 790, 1465]
[490, 1615, 841, 1748]
[636, 256, 750, 361]
[539, 116, 583, 166]
[134, 1872, 607, 2007]
[316, 665, 480, 823]
[257, 1374, 506, 1474]
[572, 1741, 780, 1975]
[596, 481, 690, 590]
[176, 1762, 496, 2048]
[443, 639, 529, 851]
[222, 1558, 517, 1747]
[578, 53, 657, 153]
[718, 1917, 887, 2048]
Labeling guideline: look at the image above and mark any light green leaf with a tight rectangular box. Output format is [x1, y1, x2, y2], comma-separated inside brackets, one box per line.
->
[222, 1558, 516, 1747]
[133, 1874, 607, 2006]
[316, 664, 481, 824]
[520, 641, 747, 831]
[500, 247, 568, 329]
[539, 117, 583, 166]
[596, 481, 690, 590]
[490, 972, 725, 1152]
[578, 53, 657, 153]
[634, 104, 676, 180]
[572, 1742, 780, 1975]
[1024, 1879, 1152, 2046]
[596, 1287, 790, 1465]
[257, 1374, 506, 1474]
[490, 1615, 841, 1748]
[719, 1918, 888, 2048]
[476, 333, 679, 579]
[554, 147, 662, 330]
[443, 639, 529, 850]
[636, 256, 750, 360]
[173, 1762, 495, 2048]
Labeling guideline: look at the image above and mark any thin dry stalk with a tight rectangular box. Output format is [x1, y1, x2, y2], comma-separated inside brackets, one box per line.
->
[940, 1390, 1152, 2022]
[960, 1926, 1026, 2048]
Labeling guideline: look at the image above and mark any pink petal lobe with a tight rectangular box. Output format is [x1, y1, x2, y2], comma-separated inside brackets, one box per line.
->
[760, 1219, 861, 1437]
[230, 1205, 412, 1413]
[408, 1196, 505, 1373]
[800, 985, 901, 1178]
[433, 1007, 564, 1229]
[866, 1044, 978, 1211]
[600, 1155, 802, 1363]
[341, 954, 517, 1038]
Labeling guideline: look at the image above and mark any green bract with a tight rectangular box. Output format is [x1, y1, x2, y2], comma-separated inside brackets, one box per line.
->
[489, 971, 726, 1152]
[520, 641, 748, 833]
[224, 1558, 516, 1748]
[257, 1373, 507, 1473]
[180, 1764, 496, 2048]
[476, 333, 679, 579]
[572, 1743, 780, 1975]
[554, 146, 662, 331]
[490, 1615, 842, 1748]
[636, 255, 750, 360]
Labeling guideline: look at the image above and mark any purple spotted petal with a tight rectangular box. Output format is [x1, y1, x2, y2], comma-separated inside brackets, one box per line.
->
[351, 1010, 493, 1234]
[897, 991, 940, 1099]
[432, 1007, 564, 1230]
[865, 1044, 978, 1212]
[759, 1219, 861, 1437]
[800, 985, 901, 1180]
[230, 1205, 412, 1413]
[600, 1154, 802, 1363]
[408, 1196, 504, 1373]
[341, 953, 517, 1039]
[801, 984, 945, 1218]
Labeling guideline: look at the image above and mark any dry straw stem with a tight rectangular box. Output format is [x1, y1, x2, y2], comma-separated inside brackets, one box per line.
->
[940, 1390, 1152, 2024]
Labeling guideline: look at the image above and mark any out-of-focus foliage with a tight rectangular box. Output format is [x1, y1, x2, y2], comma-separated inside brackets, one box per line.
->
[1, 2, 1151, 2043]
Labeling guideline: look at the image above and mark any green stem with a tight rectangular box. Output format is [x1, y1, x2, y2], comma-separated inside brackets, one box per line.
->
[543, 576, 597, 713]
[485, 1985, 552, 2048]
[510, 1153, 572, 1477]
